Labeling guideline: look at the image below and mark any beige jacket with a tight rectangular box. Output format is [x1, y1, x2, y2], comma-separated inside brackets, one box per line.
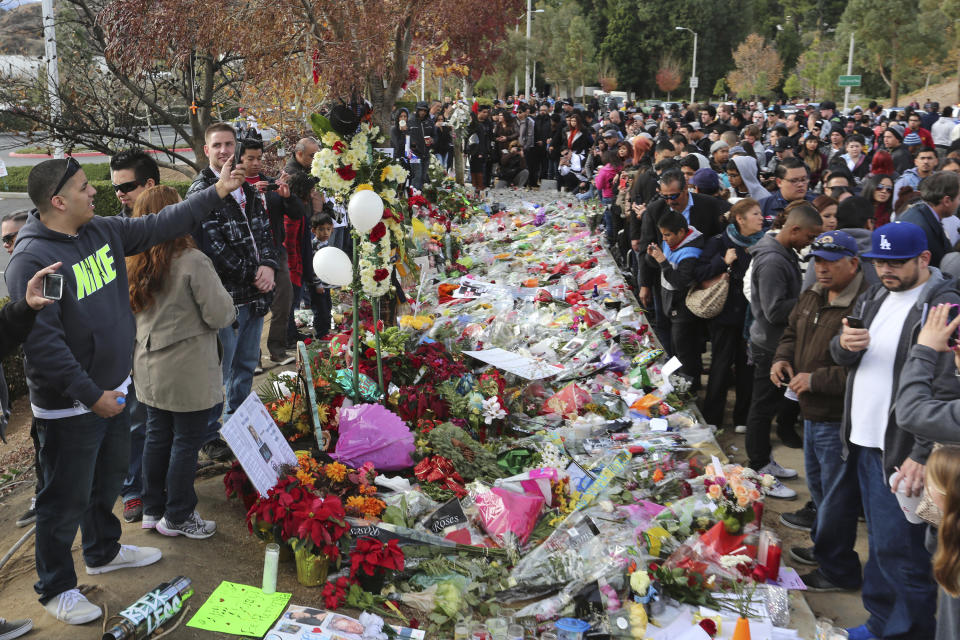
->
[132, 248, 236, 412]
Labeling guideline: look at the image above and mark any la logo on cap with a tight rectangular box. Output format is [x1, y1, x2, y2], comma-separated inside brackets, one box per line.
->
[880, 235, 892, 251]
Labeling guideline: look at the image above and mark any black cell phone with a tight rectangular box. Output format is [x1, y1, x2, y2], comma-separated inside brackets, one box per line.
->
[948, 304, 960, 348]
[234, 139, 246, 167]
[845, 315, 864, 329]
[42, 273, 63, 300]
[262, 183, 280, 191]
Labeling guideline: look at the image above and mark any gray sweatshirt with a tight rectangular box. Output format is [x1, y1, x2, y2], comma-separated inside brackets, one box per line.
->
[748, 233, 801, 352]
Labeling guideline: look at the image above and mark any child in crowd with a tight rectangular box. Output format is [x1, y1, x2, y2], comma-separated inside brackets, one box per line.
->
[646, 210, 704, 385]
[309, 211, 335, 340]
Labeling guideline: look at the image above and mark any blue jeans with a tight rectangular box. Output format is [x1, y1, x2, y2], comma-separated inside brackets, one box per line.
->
[815, 445, 937, 637]
[208, 304, 263, 440]
[34, 410, 129, 602]
[803, 420, 844, 512]
[143, 405, 210, 524]
[121, 382, 147, 501]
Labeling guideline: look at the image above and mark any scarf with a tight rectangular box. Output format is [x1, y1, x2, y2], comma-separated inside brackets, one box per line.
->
[567, 127, 579, 149]
[726, 223, 764, 248]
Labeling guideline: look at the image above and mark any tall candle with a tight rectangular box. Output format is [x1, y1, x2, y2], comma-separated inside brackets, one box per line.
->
[262, 543, 280, 594]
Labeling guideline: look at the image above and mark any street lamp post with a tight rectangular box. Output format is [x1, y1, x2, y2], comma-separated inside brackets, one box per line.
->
[41, 0, 63, 159]
[675, 26, 698, 105]
[523, 3, 544, 100]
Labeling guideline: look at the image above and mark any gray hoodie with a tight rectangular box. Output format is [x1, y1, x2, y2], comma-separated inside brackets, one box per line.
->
[831, 267, 960, 479]
[748, 233, 802, 352]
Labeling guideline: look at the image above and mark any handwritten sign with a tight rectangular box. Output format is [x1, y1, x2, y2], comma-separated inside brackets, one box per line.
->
[186, 581, 291, 637]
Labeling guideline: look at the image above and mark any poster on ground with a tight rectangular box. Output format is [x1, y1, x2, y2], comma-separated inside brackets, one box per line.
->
[220, 392, 299, 496]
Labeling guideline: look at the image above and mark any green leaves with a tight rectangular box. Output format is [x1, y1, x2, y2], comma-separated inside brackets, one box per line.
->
[311, 113, 333, 138]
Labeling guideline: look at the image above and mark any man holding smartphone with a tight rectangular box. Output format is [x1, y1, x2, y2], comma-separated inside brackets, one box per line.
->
[823, 222, 958, 639]
[6, 154, 245, 625]
[188, 123, 278, 462]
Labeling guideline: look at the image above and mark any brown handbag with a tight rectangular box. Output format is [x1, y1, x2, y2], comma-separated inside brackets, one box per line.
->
[685, 272, 730, 319]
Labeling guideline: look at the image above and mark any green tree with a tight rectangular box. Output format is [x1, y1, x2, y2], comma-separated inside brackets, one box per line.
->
[713, 77, 728, 98]
[783, 73, 801, 98]
[837, 0, 946, 106]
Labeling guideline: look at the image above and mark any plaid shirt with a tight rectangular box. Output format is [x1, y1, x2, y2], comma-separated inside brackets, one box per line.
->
[187, 168, 278, 316]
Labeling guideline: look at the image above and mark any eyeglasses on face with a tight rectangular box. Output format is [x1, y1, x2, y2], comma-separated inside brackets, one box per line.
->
[1, 232, 17, 246]
[783, 176, 809, 185]
[872, 257, 912, 268]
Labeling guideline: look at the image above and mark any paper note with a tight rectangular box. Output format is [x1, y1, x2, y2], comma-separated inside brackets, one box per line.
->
[463, 348, 565, 380]
[186, 581, 291, 637]
[220, 392, 299, 496]
[767, 566, 807, 590]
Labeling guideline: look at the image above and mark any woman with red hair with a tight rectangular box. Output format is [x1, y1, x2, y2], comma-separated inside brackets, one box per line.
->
[870, 150, 895, 178]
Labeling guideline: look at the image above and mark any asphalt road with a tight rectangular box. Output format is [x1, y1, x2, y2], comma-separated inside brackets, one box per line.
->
[0, 131, 197, 167]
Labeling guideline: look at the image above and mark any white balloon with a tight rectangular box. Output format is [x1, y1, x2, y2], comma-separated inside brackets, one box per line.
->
[312, 246, 353, 287]
[348, 190, 384, 233]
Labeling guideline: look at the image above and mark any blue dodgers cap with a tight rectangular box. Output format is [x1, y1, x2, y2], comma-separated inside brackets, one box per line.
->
[862, 221, 928, 259]
[808, 230, 858, 261]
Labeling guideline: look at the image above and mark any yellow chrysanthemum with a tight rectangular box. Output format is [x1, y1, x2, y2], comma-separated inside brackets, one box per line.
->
[274, 401, 294, 423]
[316, 404, 330, 424]
[325, 461, 348, 482]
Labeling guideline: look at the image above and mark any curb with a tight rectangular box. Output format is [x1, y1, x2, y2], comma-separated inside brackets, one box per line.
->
[0, 192, 30, 199]
[9, 148, 194, 159]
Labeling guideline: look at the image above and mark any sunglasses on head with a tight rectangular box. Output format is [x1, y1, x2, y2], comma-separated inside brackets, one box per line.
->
[810, 241, 854, 255]
[1, 232, 17, 246]
[112, 180, 142, 194]
[52, 157, 81, 196]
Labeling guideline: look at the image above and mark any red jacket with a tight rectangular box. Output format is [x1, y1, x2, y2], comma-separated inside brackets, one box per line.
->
[284, 216, 304, 287]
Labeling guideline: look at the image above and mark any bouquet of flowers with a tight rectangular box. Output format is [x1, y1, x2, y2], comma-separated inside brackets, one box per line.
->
[696, 464, 773, 534]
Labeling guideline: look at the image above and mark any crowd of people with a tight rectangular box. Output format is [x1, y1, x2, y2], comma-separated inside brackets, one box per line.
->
[4, 93, 960, 638]
[0, 123, 337, 631]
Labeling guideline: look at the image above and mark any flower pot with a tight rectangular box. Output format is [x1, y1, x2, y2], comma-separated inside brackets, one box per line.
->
[732, 616, 751, 640]
[357, 568, 386, 593]
[294, 547, 329, 587]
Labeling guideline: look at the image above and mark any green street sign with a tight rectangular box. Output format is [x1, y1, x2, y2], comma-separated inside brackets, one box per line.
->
[838, 75, 861, 87]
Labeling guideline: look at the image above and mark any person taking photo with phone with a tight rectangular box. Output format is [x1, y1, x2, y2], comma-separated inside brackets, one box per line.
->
[5, 154, 245, 625]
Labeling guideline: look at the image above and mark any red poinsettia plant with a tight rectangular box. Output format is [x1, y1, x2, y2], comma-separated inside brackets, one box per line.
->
[245, 474, 312, 543]
[350, 537, 405, 579]
[288, 493, 349, 563]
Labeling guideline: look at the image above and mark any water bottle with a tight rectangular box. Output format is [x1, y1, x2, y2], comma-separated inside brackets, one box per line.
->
[101, 576, 193, 640]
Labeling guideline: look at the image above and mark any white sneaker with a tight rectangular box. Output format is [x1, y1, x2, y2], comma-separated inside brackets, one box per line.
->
[758, 459, 798, 480]
[764, 478, 799, 500]
[735, 425, 747, 434]
[42, 588, 102, 624]
[85, 544, 162, 575]
[142, 514, 160, 530]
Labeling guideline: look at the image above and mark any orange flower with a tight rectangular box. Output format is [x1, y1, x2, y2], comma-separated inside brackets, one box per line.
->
[325, 462, 348, 483]
[361, 497, 386, 517]
[734, 485, 749, 499]
[652, 468, 665, 483]
[708, 484, 723, 500]
[358, 483, 377, 496]
[737, 495, 750, 507]
[296, 468, 316, 488]
[345, 496, 366, 515]
[749, 489, 761, 501]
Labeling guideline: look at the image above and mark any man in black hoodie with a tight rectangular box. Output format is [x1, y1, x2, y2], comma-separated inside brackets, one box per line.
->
[5, 156, 244, 625]
[409, 102, 435, 191]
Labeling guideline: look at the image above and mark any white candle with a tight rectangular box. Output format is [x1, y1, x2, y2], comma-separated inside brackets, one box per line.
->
[262, 543, 280, 594]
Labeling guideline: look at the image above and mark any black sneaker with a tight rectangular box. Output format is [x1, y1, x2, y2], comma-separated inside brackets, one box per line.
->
[0, 616, 32, 639]
[779, 503, 816, 532]
[201, 439, 234, 462]
[122, 498, 143, 523]
[789, 545, 818, 566]
[800, 569, 859, 592]
[15, 497, 36, 528]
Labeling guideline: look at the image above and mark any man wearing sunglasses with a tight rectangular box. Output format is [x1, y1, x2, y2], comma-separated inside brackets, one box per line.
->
[897, 171, 960, 268]
[108, 150, 162, 525]
[4, 155, 245, 625]
[826, 221, 959, 639]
